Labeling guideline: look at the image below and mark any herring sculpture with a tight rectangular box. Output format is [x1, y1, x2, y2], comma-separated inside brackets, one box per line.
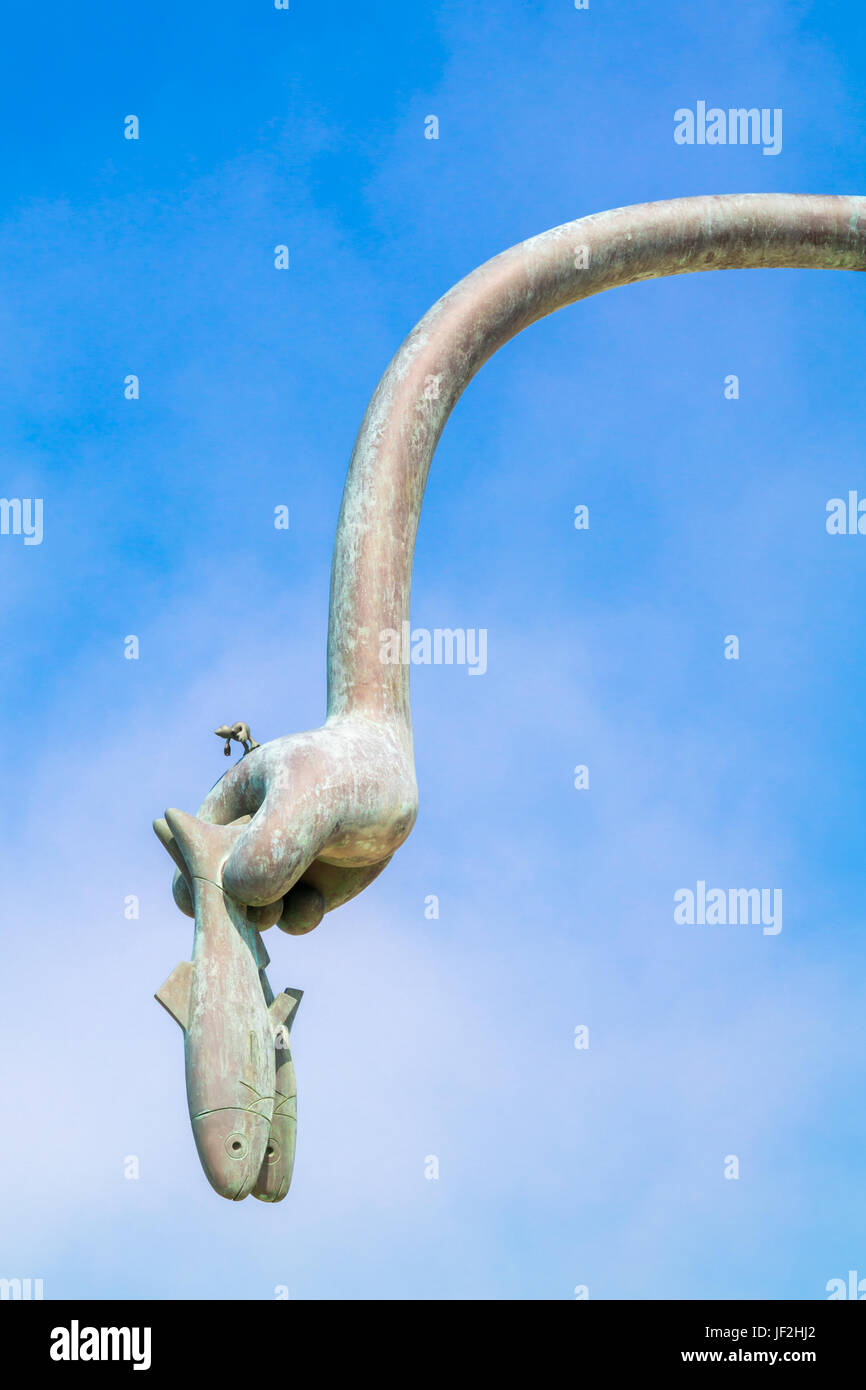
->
[154, 194, 866, 1199]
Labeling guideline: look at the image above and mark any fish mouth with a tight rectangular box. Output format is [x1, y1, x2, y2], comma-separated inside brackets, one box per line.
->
[191, 1108, 270, 1200]
[252, 1176, 289, 1204]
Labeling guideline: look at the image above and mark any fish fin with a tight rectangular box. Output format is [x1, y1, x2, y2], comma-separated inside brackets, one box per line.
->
[155, 960, 193, 1030]
[163, 808, 243, 883]
[251, 933, 270, 971]
[269, 987, 303, 1032]
[153, 817, 191, 888]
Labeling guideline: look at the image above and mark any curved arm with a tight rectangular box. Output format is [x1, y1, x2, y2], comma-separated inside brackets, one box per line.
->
[160, 193, 866, 917]
[327, 193, 866, 729]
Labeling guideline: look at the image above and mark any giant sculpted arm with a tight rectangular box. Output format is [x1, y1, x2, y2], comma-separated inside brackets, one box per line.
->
[162, 194, 866, 925]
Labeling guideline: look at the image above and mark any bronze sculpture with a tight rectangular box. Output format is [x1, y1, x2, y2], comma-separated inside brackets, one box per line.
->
[214, 722, 260, 757]
[155, 193, 866, 1199]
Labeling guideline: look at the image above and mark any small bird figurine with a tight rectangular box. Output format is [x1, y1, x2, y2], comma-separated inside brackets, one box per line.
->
[214, 722, 261, 757]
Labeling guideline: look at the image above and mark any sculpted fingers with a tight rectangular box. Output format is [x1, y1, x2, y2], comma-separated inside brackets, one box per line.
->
[172, 870, 194, 916]
[301, 858, 391, 917]
[269, 858, 392, 934]
[274, 858, 391, 935]
[277, 882, 326, 935]
[221, 792, 336, 906]
[157, 724, 399, 917]
[196, 752, 265, 826]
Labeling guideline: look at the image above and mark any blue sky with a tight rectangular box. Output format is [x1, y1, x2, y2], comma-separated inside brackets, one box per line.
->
[1, 1, 865, 1299]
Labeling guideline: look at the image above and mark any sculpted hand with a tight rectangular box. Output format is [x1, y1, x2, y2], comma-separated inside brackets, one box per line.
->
[159, 715, 417, 935]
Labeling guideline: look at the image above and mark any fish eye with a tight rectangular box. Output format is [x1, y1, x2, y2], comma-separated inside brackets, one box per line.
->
[225, 1132, 248, 1159]
[265, 1140, 280, 1165]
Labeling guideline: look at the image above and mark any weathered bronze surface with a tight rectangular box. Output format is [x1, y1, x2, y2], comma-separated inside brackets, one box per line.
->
[154, 812, 300, 1201]
[253, 974, 302, 1203]
[155, 194, 866, 1199]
